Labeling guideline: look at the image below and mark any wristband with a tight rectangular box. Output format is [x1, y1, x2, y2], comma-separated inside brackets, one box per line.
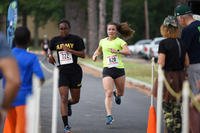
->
[117, 50, 120, 54]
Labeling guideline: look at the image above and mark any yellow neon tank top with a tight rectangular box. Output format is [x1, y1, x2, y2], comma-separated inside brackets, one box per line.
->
[99, 37, 126, 68]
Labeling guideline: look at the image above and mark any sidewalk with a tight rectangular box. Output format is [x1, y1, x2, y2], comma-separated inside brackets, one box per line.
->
[79, 61, 151, 96]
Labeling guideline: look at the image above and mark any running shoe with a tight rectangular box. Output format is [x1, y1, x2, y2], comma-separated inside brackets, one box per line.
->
[113, 90, 121, 105]
[68, 104, 72, 116]
[64, 125, 71, 133]
[106, 115, 114, 125]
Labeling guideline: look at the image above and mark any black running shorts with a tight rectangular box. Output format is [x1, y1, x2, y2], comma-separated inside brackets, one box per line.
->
[102, 67, 125, 79]
[58, 64, 83, 88]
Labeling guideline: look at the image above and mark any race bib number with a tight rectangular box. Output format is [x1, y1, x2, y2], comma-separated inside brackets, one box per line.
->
[58, 51, 73, 65]
[107, 55, 119, 68]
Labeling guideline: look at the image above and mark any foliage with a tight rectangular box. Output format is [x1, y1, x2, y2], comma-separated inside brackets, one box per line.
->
[1, 0, 177, 47]
[0, 0, 9, 14]
[148, 0, 175, 38]
[122, 0, 175, 44]
[19, 0, 64, 26]
[0, 0, 64, 27]
[106, 0, 176, 45]
[121, 0, 145, 44]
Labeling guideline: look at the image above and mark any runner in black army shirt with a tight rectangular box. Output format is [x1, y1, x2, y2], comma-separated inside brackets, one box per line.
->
[48, 19, 85, 133]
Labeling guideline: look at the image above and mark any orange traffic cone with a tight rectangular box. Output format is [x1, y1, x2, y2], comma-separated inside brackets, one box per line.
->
[147, 106, 156, 133]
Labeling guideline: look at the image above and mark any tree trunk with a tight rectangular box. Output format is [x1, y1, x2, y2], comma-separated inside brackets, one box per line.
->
[0, 14, 6, 32]
[112, 0, 121, 23]
[64, 1, 87, 38]
[33, 18, 39, 47]
[98, 0, 106, 41]
[0, 13, 4, 31]
[87, 0, 98, 56]
[22, 10, 27, 27]
[144, 0, 150, 39]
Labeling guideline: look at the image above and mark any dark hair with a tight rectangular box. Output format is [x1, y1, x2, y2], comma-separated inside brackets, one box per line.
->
[14, 26, 30, 46]
[107, 22, 135, 39]
[58, 19, 71, 29]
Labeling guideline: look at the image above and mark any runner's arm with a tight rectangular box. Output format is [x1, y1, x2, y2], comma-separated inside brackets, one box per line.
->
[47, 49, 56, 65]
[62, 45, 85, 58]
[0, 57, 20, 110]
[118, 44, 131, 55]
[92, 46, 102, 61]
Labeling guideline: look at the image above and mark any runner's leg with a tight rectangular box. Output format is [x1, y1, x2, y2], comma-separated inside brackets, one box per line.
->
[103, 76, 114, 115]
[59, 86, 70, 127]
[15, 105, 26, 133]
[69, 88, 80, 105]
[114, 75, 125, 96]
[67, 88, 80, 116]
[3, 107, 16, 133]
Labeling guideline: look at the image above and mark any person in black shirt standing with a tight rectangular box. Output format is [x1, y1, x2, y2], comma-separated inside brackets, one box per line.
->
[175, 4, 200, 133]
[155, 16, 189, 133]
[48, 19, 85, 133]
[175, 4, 200, 95]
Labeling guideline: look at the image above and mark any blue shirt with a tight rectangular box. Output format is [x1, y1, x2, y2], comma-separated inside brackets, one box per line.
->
[9, 47, 44, 106]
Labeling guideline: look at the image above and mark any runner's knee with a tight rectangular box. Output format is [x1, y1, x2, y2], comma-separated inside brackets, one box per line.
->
[61, 96, 68, 103]
[71, 97, 80, 104]
[105, 91, 113, 98]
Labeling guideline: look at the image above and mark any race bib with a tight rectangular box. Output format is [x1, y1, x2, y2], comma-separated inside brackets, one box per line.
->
[107, 55, 119, 68]
[58, 51, 73, 65]
[44, 44, 48, 49]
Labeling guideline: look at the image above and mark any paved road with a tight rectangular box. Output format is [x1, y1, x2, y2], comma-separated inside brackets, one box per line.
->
[39, 57, 150, 133]
[0, 56, 152, 133]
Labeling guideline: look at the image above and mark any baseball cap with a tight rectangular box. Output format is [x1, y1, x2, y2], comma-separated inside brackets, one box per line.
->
[163, 16, 178, 27]
[174, 4, 192, 17]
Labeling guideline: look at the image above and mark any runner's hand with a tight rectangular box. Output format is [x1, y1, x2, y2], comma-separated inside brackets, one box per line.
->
[92, 55, 97, 61]
[48, 55, 56, 65]
[62, 45, 71, 52]
[110, 48, 118, 53]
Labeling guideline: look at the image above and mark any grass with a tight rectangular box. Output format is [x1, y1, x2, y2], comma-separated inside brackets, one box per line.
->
[79, 57, 158, 84]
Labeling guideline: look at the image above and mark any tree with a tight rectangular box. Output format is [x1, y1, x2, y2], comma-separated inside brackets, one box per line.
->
[64, 0, 87, 37]
[144, 0, 150, 39]
[98, 0, 106, 41]
[19, 0, 65, 46]
[148, 0, 175, 38]
[0, 0, 9, 32]
[121, 0, 145, 43]
[176, 0, 188, 4]
[87, 0, 98, 56]
[112, 0, 121, 23]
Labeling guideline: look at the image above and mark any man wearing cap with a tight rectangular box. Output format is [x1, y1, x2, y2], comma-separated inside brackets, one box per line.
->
[175, 4, 200, 133]
[175, 4, 200, 95]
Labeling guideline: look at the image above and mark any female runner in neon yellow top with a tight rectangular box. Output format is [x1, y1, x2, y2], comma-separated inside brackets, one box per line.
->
[99, 37, 126, 68]
[92, 22, 134, 125]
